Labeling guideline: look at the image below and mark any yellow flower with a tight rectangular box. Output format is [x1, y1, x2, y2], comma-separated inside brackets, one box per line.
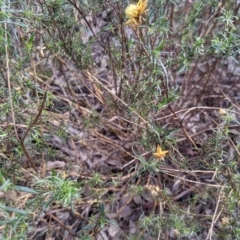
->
[60, 171, 67, 179]
[125, 0, 148, 27]
[219, 108, 227, 115]
[153, 145, 169, 159]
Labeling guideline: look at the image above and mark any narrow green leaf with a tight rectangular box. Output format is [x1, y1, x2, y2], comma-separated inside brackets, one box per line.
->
[12, 185, 38, 194]
[0, 217, 18, 226]
[0, 203, 28, 215]
[0, 171, 5, 184]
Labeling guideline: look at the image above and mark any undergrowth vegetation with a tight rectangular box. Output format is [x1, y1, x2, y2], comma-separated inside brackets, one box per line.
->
[0, 0, 240, 239]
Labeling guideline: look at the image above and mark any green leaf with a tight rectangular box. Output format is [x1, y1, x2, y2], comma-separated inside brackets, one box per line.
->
[0, 217, 18, 226]
[0, 179, 12, 191]
[26, 33, 35, 51]
[0, 203, 28, 215]
[81, 223, 96, 231]
[12, 185, 38, 194]
[0, 171, 5, 184]
[51, 168, 57, 177]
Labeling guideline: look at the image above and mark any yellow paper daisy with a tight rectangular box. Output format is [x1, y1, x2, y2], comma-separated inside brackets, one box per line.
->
[153, 145, 169, 159]
[125, 0, 148, 27]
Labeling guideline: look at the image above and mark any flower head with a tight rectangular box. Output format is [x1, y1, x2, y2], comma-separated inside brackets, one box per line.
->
[219, 108, 227, 115]
[153, 145, 169, 159]
[125, 0, 148, 27]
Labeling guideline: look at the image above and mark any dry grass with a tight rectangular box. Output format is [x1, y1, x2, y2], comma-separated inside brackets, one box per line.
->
[0, 0, 240, 239]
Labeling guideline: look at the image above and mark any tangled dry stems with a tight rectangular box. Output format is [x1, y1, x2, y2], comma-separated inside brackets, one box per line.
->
[0, 0, 240, 239]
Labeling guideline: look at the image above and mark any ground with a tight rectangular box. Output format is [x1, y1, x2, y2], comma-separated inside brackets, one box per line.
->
[0, 0, 240, 239]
